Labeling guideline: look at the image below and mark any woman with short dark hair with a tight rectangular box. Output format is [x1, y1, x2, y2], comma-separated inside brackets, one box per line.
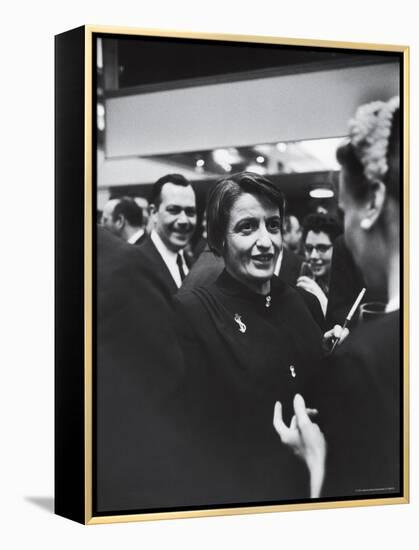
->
[174, 171, 324, 506]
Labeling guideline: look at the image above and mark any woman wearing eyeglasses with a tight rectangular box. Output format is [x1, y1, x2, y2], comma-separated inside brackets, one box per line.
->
[297, 213, 342, 316]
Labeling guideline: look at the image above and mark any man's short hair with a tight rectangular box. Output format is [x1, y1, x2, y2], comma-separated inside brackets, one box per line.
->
[301, 213, 342, 244]
[151, 174, 191, 207]
[112, 197, 143, 227]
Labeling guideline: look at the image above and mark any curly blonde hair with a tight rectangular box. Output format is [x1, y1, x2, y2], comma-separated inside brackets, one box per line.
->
[337, 96, 400, 201]
[349, 96, 399, 183]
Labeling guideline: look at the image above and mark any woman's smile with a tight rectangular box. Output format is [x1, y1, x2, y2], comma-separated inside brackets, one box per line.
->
[251, 253, 275, 266]
[224, 192, 282, 294]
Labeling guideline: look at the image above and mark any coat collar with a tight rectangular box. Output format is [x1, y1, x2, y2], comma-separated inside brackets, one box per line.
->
[215, 269, 279, 309]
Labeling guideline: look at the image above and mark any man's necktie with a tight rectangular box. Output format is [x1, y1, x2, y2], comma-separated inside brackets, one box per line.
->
[176, 253, 186, 281]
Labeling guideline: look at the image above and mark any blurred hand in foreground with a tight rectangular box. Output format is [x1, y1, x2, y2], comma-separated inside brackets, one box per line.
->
[273, 393, 326, 498]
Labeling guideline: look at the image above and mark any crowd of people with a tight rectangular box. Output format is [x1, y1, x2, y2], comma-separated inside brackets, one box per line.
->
[96, 96, 401, 511]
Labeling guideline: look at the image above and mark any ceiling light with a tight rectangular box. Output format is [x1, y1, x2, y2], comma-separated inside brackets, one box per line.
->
[276, 142, 287, 153]
[309, 187, 334, 199]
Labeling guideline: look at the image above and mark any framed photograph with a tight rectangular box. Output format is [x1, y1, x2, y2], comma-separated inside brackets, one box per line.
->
[55, 25, 409, 524]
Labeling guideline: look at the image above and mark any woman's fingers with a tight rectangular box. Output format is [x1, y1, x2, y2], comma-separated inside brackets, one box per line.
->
[332, 324, 343, 338]
[297, 279, 324, 303]
[296, 278, 313, 291]
[339, 327, 349, 342]
[323, 328, 333, 340]
[328, 325, 350, 345]
[274, 394, 326, 498]
[323, 324, 349, 351]
[297, 276, 313, 285]
[274, 398, 319, 432]
[331, 324, 349, 340]
[273, 401, 287, 437]
[293, 393, 311, 426]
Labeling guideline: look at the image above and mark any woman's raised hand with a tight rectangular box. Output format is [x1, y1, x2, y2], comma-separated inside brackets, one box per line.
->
[296, 276, 328, 316]
[273, 393, 326, 498]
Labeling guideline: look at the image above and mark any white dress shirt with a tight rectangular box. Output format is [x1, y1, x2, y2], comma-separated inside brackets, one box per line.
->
[150, 231, 189, 288]
[127, 228, 145, 244]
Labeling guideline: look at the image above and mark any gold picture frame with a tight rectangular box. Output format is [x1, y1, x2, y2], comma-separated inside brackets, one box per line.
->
[55, 25, 409, 524]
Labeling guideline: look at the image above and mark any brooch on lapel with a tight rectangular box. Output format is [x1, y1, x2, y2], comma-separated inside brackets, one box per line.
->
[234, 313, 247, 333]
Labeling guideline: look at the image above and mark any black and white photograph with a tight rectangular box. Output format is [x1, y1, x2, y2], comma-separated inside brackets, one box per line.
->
[4, 0, 419, 547]
[92, 30, 406, 519]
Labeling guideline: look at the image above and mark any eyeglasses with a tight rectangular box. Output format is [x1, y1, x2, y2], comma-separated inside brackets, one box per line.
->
[304, 244, 333, 254]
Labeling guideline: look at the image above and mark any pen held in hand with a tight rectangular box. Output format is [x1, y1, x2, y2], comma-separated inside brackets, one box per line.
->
[329, 287, 366, 354]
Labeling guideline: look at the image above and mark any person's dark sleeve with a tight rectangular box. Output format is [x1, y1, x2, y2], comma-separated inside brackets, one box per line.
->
[296, 286, 326, 331]
[326, 235, 365, 330]
[96, 229, 190, 511]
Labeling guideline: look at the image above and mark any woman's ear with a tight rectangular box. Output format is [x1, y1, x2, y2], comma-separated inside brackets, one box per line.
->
[360, 180, 387, 231]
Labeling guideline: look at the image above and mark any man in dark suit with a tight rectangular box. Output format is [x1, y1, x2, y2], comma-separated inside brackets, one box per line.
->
[137, 173, 197, 299]
[101, 196, 147, 245]
[96, 226, 193, 511]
